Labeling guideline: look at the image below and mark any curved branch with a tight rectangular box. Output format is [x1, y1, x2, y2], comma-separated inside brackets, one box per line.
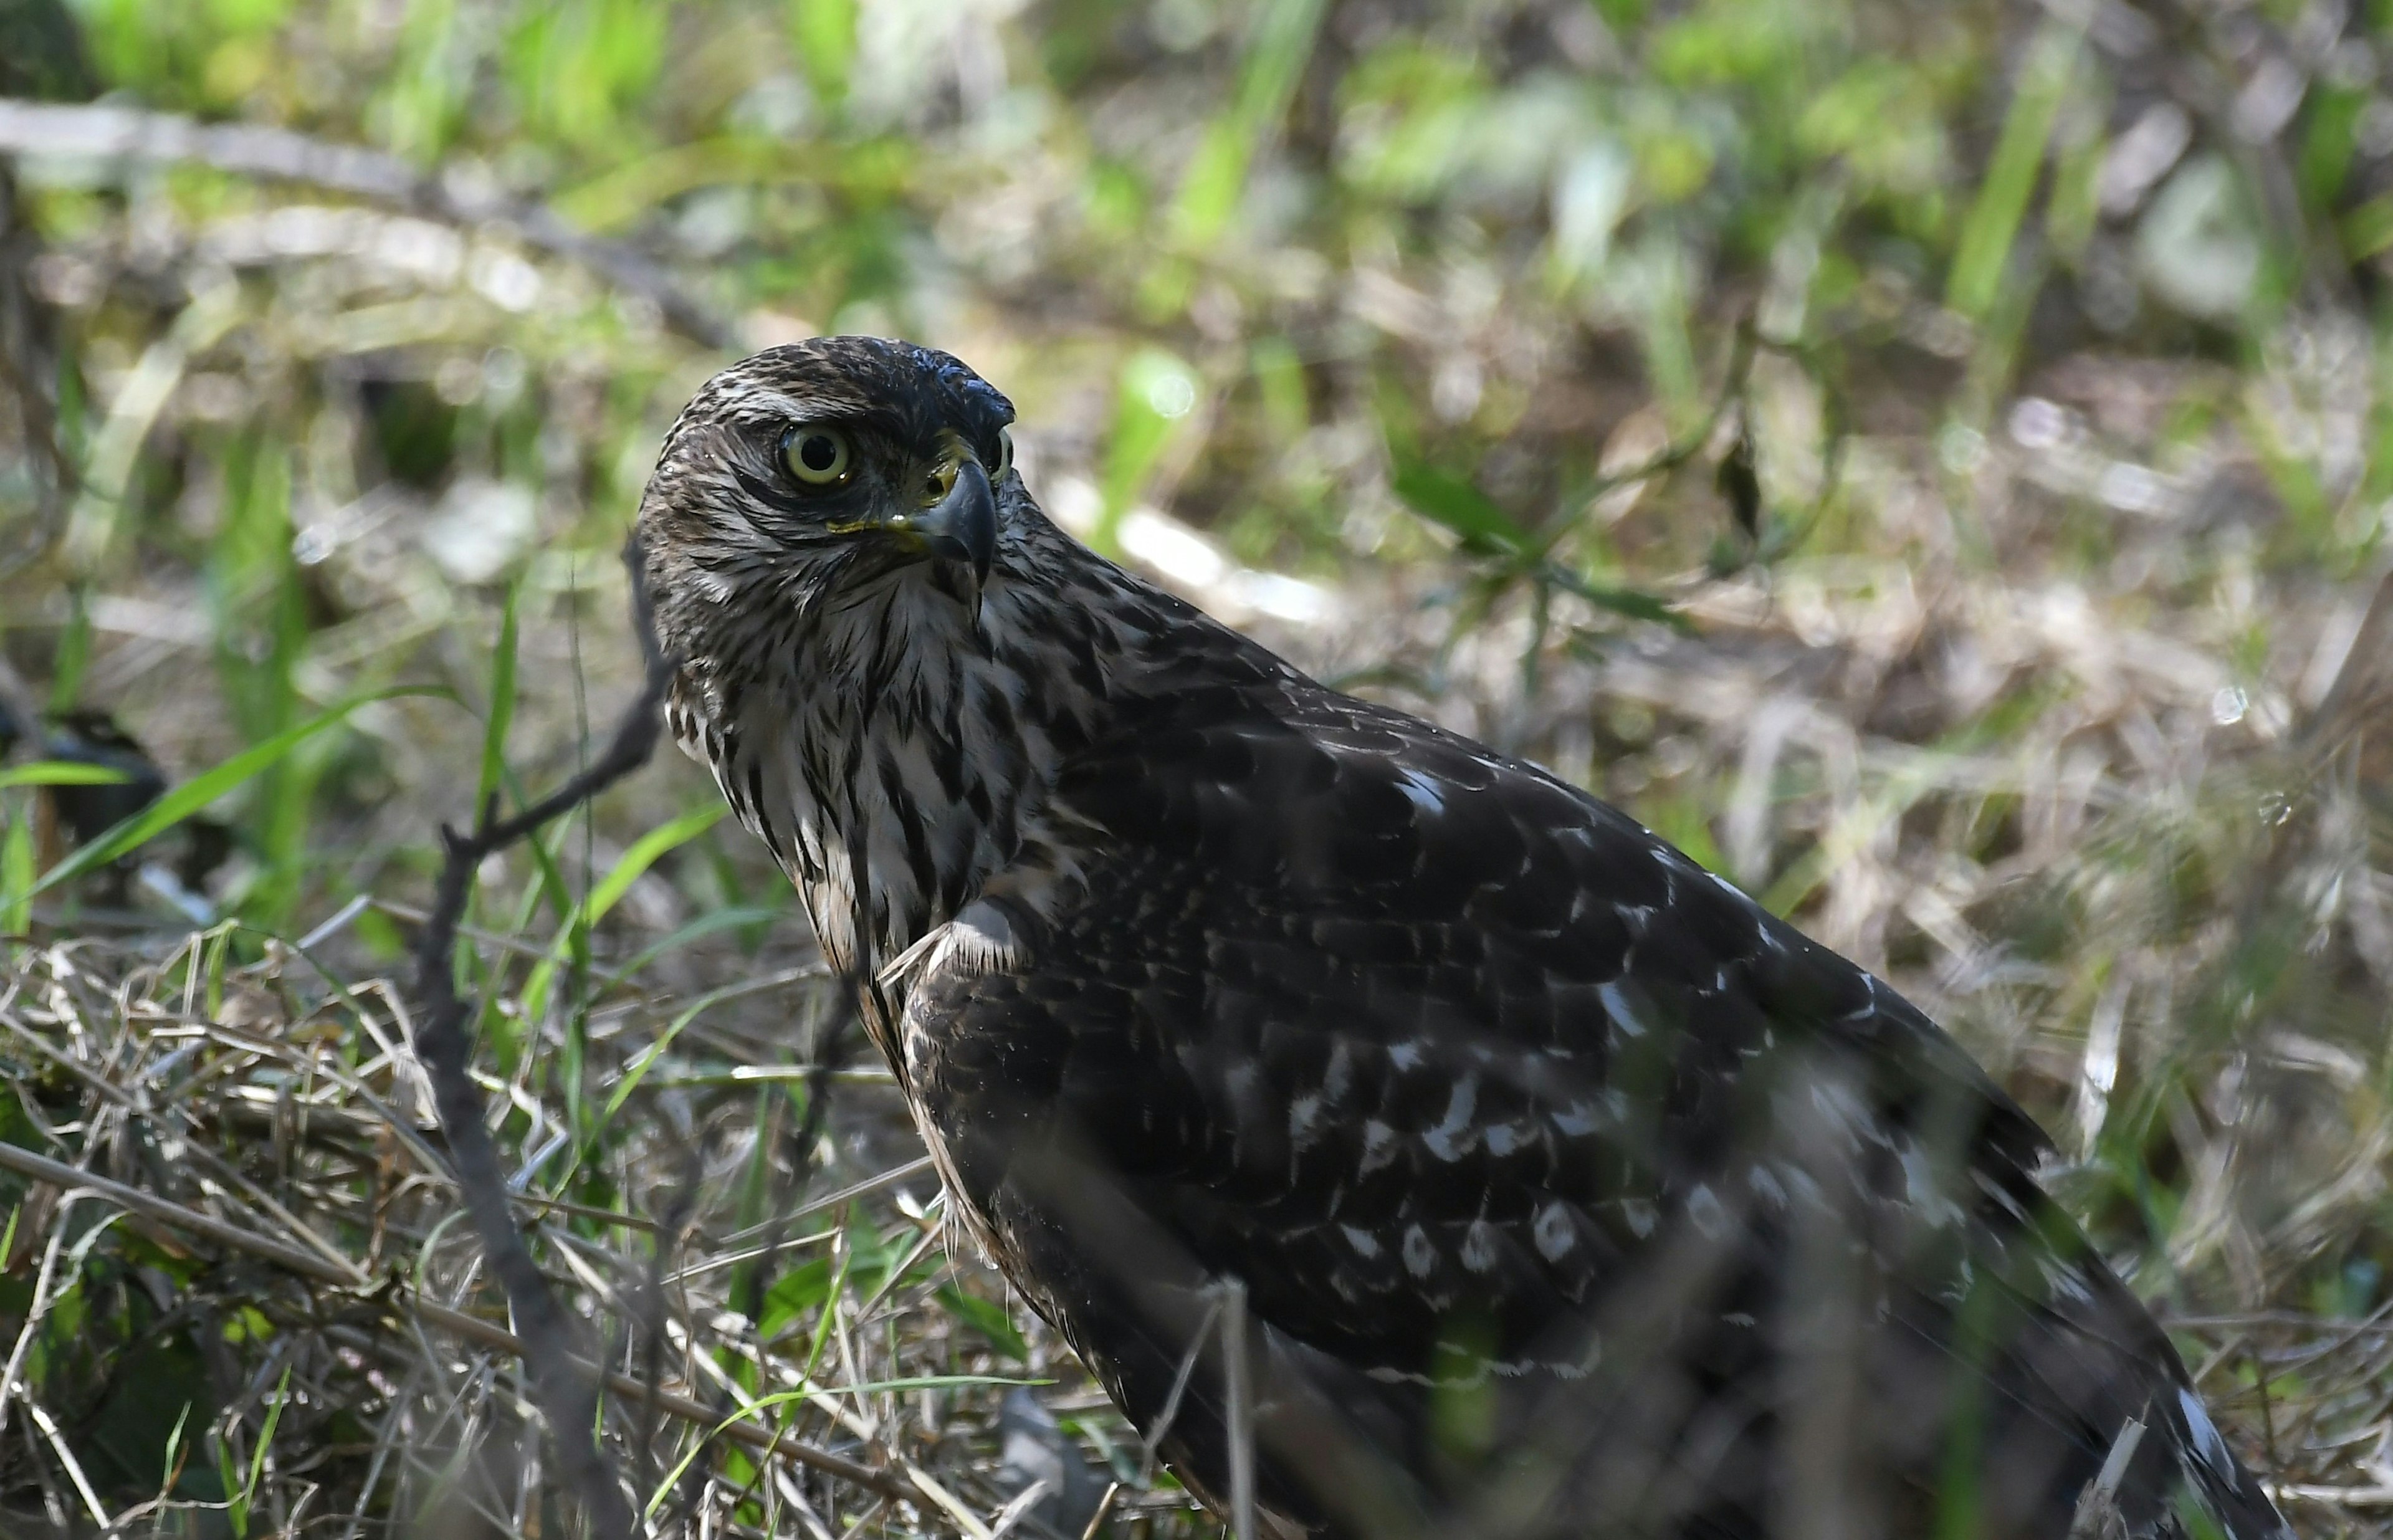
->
[0, 98, 737, 351]
[405, 541, 672, 1540]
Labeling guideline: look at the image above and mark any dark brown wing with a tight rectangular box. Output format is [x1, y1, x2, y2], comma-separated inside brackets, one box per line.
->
[903, 670, 2287, 1540]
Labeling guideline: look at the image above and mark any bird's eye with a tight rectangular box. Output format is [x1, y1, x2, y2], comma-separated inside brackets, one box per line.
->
[781, 426, 853, 486]
[992, 428, 1015, 479]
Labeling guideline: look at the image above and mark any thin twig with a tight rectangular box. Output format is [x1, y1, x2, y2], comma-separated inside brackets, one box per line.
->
[403, 539, 676, 1540]
[1077, 1482, 1121, 1540]
[711, 1154, 937, 1249]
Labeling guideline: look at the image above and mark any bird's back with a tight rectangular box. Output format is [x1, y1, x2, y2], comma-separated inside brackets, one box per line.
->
[902, 656, 2288, 1540]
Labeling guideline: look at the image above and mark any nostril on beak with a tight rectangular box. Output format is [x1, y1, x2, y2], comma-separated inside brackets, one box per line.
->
[914, 459, 996, 587]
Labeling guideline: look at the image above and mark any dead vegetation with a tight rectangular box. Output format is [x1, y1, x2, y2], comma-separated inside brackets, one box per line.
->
[2, 0, 2392, 1533]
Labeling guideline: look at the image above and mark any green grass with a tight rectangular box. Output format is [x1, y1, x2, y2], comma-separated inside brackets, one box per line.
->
[0, 0, 2390, 1533]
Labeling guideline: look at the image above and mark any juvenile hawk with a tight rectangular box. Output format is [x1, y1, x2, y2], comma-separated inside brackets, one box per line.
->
[636, 338, 2291, 1540]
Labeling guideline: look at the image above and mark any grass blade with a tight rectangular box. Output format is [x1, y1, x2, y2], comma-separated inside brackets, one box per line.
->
[1391, 461, 1535, 560]
[520, 802, 728, 1020]
[1164, 0, 1327, 251]
[0, 762, 131, 791]
[641, 1375, 1043, 1518]
[20, 687, 442, 902]
[1947, 22, 2081, 320]
[475, 579, 522, 819]
[241, 1362, 293, 1524]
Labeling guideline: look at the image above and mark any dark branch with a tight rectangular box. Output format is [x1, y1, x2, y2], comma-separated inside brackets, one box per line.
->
[406, 542, 668, 1540]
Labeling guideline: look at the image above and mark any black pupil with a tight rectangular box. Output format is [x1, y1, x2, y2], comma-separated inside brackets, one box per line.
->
[798, 435, 838, 472]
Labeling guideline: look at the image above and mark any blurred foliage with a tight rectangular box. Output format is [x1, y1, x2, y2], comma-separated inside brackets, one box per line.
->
[1, 0, 2392, 1529]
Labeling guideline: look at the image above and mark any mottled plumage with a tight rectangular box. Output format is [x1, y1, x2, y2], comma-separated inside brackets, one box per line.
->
[636, 338, 2291, 1540]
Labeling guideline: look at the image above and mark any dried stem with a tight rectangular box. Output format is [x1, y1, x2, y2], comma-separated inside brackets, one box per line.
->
[405, 540, 670, 1540]
[0, 98, 737, 352]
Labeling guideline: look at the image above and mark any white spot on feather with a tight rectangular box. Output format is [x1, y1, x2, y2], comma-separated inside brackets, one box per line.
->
[1402, 1225, 1436, 1278]
[1598, 980, 1653, 1039]
[2042, 1261, 2091, 1304]
[1340, 1225, 1382, 1259]
[1422, 1075, 1481, 1161]
[1321, 1040, 1354, 1102]
[1461, 1221, 1498, 1273]
[1552, 1102, 1602, 1138]
[1534, 1203, 1575, 1261]
[1359, 1120, 1400, 1174]
[1617, 1197, 1658, 1238]
[1897, 1138, 1965, 1228]
[1685, 1184, 1728, 1237]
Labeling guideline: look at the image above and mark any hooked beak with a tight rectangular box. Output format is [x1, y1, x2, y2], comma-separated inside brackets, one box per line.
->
[904, 458, 995, 588]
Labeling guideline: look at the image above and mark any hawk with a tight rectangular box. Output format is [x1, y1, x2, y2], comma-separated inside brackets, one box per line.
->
[636, 337, 2291, 1540]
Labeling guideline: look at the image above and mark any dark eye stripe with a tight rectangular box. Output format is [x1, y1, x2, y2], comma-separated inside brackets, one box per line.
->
[733, 459, 824, 515]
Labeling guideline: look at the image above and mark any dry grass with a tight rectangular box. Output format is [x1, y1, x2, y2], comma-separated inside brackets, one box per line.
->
[2, 0, 2393, 1533]
[0, 919, 1203, 1537]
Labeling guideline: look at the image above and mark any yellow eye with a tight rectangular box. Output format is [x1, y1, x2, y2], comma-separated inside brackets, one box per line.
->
[782, 426, 852, 485]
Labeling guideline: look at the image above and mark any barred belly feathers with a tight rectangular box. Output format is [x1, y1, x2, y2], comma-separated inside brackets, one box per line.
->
[636, 337, 2293, 1540]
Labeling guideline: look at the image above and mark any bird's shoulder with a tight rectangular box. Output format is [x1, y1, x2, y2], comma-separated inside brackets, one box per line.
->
[900, 668, 2054, 1307]
[1033, 669, 2047, 1164]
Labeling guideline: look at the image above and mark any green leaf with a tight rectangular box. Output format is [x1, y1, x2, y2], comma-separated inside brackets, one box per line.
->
[520, 803, 730, 1020]
[790, 0, 857, 108]
[217, 1432, 246, 1539]
[1538, 565, 1682, 626]
[19, 687, 441, 902]
[553, 136, 796, 232]
[758, 1258, 834, 1340]
[584, 804, 727, 925]
[1390, 461, 1534, 559]
[160, 1399, 193, 1495]
[50, 590, 90, 714]
[937, 1286, 1029, 1362]
[611, 904, 784, 980]
[2341, 191, 2393, 261]
[2, 804, 32, 936]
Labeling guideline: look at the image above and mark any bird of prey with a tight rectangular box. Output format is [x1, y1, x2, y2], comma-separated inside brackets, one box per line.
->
[636, 337, 2292, 1540]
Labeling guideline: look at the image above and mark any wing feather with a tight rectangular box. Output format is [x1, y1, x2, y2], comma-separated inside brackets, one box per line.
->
[901, 677, 2282, 1540]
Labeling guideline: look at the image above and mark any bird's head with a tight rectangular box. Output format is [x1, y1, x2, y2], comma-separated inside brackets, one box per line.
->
[636, 337, 1033, 709]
